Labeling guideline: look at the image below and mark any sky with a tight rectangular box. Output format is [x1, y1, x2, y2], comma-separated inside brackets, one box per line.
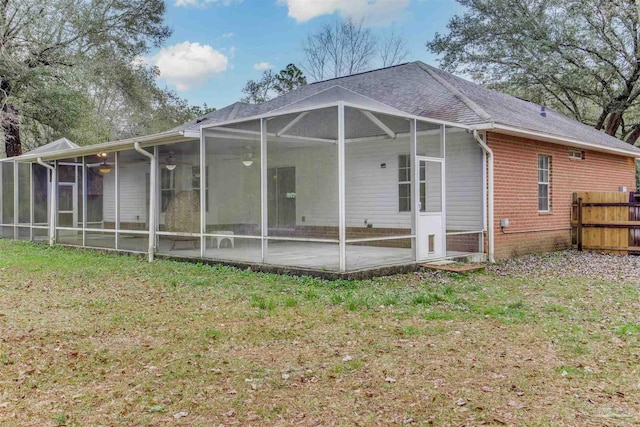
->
[146, 0, 465, 109]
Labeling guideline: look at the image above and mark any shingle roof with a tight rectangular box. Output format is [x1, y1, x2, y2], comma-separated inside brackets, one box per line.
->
[179, 61, 640, 156]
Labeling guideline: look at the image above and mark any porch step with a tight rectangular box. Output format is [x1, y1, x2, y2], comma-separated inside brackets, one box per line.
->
[421, 261, 486, 274]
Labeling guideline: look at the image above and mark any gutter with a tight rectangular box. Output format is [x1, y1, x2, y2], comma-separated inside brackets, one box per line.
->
[16, 130, 192, 163]
[472, 131, 495, 263]
[36, 157, 56, 247]
[133, 142, 156, 262]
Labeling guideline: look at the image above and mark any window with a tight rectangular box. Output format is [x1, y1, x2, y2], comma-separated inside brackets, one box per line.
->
[192, 166, 209, 212]
[160, 168, 175, 213]
[538, 155, 550, 212]
[398, 155, 426, 212]
[568, 148, 584, 160]
[398, 155, 411, 212]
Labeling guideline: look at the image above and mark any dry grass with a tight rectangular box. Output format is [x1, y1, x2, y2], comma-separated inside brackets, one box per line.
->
[1, 241, 640, 426]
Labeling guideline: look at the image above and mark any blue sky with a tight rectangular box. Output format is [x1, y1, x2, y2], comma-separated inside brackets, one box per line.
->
[147, 0, 464, 109]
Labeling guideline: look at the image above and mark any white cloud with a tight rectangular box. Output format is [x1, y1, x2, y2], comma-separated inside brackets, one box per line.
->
[280, 0, 409, 26]
[150, 41, 228, 91]
[253, 62, 273, 71]
[222, 32, 234, 38]
[175, 0, 242, 7]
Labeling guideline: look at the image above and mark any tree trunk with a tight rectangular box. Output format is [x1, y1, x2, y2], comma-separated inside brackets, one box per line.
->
[604, 112, 622, 136]
[625, 125, 640, 146]
[2, 103, 22, 157]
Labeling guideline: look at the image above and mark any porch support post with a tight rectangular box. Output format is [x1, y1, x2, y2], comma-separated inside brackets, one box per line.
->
[115, 151, 120, 250]
[134, 142, 156, 262]
[440, 125, 447, 256]
[82, 156, 87, 246]
[36, 157, 56, 246]
[260, 118, 268, 263]
[200, 129, 206, 258]
[410, 119, 417, 261]
[29, 163, 34, 241]
[338, 102, 346, 272]
[0, 162, 3, 226]
[13, 160, 18, 239]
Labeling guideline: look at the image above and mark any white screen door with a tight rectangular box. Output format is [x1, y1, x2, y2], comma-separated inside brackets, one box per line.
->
[416, 157, 445, 260]
[58, 182, 77, 228]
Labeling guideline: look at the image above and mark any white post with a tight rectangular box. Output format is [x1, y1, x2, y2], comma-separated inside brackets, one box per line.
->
[260, 118, 268, 263]
[200, 130, 206, 258]
[36, 157, 56, 246]
[115, 151, 120, 250]
[0, 162, 3, 227]
[441, 125, 447, 256]
[134, 142, 156, 262]
[410, 119, 417, 261]
[29, 163, 34, 241]
[82, 157, 87, 246]
[13, 160, 18, 239]
[338, 102, 346, 272]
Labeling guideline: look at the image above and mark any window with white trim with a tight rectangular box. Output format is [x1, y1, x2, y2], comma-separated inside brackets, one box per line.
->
[398, 155, 411, 212]
[538, 155, 550, 212]
[160, 168, 175, 213]
[192, 166, 209, 212]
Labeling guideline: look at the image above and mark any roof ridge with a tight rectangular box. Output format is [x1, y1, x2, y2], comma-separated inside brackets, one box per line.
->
[415, 62, 493, 122]
[308, 62, 411, 86]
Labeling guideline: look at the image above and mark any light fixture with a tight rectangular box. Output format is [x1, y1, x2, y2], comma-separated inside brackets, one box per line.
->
[97, 151, 108, 158]
[98, 162, 112, 174]
[242, 147, 254, 167]
[165, 155, 177, 171]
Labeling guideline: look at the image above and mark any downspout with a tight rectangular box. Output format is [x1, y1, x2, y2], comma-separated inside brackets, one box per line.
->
[36, 157, 56, 247]
[134, 142, 156, 262]
[472, 130, 495, 262]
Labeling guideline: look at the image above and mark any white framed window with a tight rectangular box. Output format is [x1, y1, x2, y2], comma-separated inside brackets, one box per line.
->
[192, 166, 209, 212]
[568, 148, 584, 160]
[538, 155, 551, 212]
[160, 168, 175, 213]
[398, 155, 411, 212]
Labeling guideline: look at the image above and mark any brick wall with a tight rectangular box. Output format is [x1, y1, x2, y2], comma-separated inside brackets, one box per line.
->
[488, 132, 637, 259]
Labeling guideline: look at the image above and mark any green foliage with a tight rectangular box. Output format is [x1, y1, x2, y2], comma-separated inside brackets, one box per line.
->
[0, 0, 205, 154]
[241, 64, 308, 104]
[427, 0, 640, 145]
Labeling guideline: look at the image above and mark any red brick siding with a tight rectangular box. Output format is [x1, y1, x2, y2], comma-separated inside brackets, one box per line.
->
[487, 132, 636, 259]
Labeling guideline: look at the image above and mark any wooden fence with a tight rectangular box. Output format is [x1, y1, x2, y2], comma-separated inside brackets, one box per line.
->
[571, 191, 640, 254]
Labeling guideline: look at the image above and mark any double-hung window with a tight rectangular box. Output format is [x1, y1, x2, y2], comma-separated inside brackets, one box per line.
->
[538, 155, 551, 212]
[160, 168, 175, 213]
[398, 155, 411, 212]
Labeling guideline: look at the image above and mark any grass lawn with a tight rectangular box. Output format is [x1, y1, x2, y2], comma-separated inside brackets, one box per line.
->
[1, 240, 640, 426]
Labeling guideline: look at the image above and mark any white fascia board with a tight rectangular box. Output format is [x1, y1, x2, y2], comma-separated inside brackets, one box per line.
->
[15, 131, 196, 163]
[485, 123, 640, 158]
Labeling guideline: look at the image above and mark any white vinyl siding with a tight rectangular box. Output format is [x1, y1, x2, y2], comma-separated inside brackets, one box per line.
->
[109, 131, 483, 232]
[538, 155, 550, 212]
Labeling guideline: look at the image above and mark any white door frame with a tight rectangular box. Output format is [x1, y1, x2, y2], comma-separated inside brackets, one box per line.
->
[57, 181, 78, 228]
[415, 155, 446, 261]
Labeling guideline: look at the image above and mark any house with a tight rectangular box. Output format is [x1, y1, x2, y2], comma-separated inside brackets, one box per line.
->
[1, 61, 638, 277]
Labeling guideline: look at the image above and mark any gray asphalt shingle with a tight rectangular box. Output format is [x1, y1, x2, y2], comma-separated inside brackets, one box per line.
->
[177, 61, 639, 155]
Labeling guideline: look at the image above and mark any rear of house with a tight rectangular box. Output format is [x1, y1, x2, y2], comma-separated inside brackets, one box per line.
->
[0, 62, 638, 276]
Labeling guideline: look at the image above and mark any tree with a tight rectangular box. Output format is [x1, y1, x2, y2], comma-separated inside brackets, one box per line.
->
[302, 18, 409, 81]
[302, 18, 376, 81]
[427, 0, 640, 145]
[241, 69, 278, 104]
[241, 64, 307, 104]
[274, 64, 307, 94]
[380, 32, 409, 67]
[0, 0, 171, 156]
